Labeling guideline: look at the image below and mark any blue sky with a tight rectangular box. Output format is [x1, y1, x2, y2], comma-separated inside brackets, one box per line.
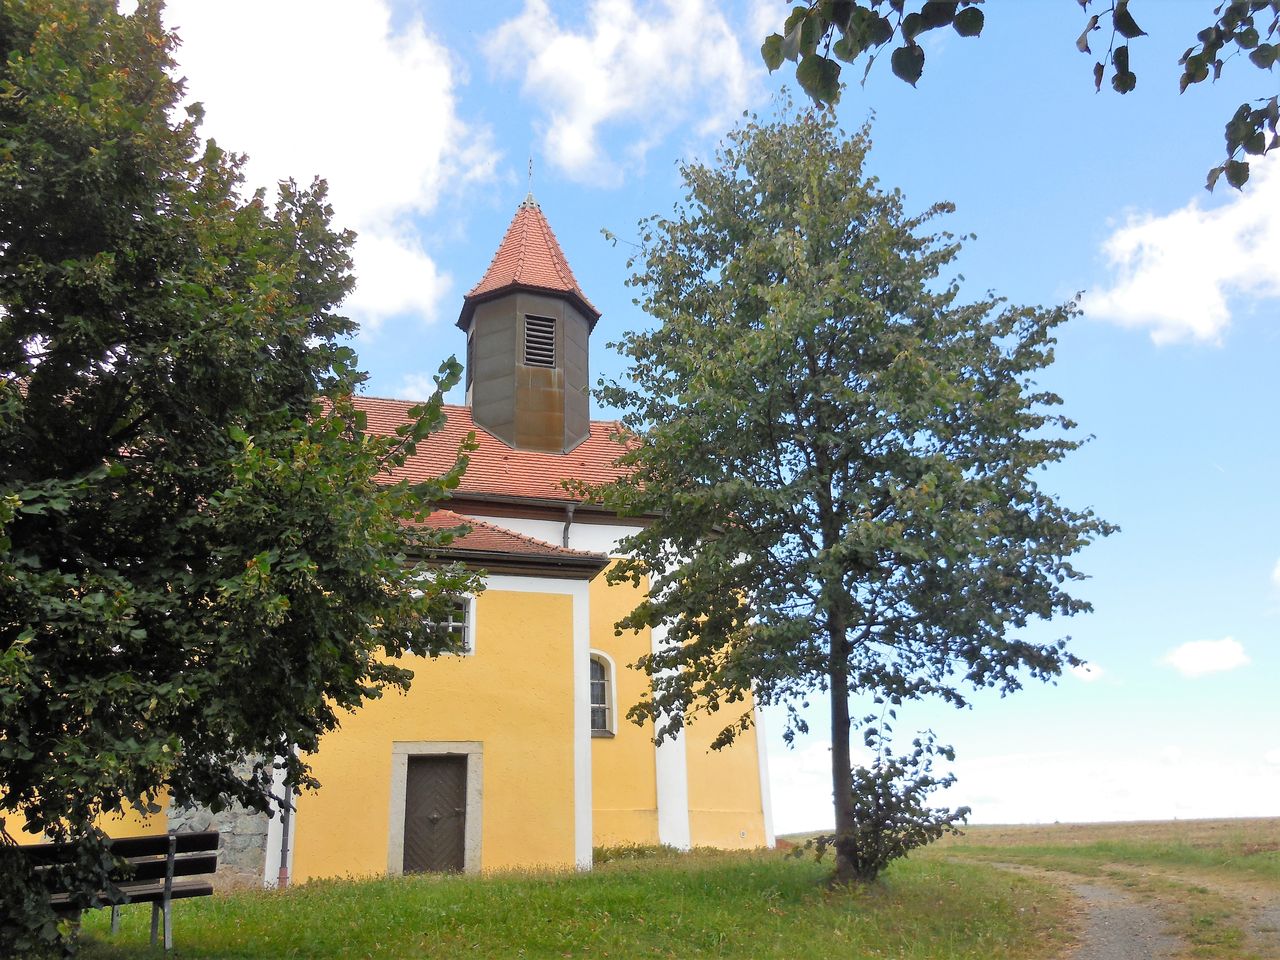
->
[154, 0, 1279, 831]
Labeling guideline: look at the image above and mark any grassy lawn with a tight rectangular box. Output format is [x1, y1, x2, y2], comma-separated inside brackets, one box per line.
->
[76, 848, 1073, 959]
[935, 818, 1280, 960]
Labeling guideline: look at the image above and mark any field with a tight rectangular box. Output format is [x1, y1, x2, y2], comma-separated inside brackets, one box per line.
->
[73, 819, 1279, 959]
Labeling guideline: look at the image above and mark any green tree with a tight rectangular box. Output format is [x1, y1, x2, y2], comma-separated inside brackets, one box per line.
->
[594, 106, 1113, 884]
[0, 1, 479, 950]
[763, 0, 1279, 190]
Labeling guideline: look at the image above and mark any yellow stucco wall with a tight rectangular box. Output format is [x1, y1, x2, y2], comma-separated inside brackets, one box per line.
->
[685, 709, 768, 849]
[4, 799, 168, 844]
[589, 566, 659, 847]
[291, 588, 578, 880]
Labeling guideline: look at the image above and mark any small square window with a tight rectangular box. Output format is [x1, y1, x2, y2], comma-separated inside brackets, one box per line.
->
[429, 596, 473, 655]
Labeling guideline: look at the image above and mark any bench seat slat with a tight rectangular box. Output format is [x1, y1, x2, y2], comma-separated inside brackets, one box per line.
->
[49, 878, 216, 909]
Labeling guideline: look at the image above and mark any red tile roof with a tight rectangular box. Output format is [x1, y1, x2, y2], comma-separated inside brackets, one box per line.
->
[358, 398, 631, 504]
[458, 197, 600, 329]
[414, 508, 605, 561]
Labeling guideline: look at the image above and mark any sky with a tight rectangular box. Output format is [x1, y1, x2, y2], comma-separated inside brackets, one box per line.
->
[150, 0, 1278, 832]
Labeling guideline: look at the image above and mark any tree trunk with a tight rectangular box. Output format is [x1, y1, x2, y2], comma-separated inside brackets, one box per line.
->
[827, 610, 857, 884]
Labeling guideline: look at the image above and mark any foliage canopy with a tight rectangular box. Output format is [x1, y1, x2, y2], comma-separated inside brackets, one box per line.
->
[763, 0, 1279, 191]
[594, 105, 1113, 883]
[0, 1, 479, 950]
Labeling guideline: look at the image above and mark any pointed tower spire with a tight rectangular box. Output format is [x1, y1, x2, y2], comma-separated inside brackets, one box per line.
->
[458, 199, 599, 454]
[457, 198, 600, 331]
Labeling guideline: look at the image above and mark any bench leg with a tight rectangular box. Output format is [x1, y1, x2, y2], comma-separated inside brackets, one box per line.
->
[163, 900, 173, 952]
[110, 905, 121, 935]
[150, 903, 160, 946]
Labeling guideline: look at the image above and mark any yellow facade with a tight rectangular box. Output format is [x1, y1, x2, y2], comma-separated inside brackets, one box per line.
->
[292, 588, 578, 879]
[5, 800, 168, 845]
[685, 715, 769, 849]
[589, 566, 659, 847]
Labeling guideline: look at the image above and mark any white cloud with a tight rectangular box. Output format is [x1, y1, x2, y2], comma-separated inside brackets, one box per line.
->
[1160, 636, 1251, 678]
[1084, 152, 1280, 345]
[1069, 662, 1104, 682]
[158, 0, 495, 332]
[487, 0, 760, 185]
[952, 748, 1279, 824]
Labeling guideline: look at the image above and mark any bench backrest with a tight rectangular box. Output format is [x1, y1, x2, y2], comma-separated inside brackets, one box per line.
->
[21, 831, 220, 890]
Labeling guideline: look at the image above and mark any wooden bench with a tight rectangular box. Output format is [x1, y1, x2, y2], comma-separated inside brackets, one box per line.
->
[22, 830, 219, 951]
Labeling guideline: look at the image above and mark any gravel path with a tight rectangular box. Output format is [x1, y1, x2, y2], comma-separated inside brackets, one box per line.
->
[987, 863, 1182, 960]
[1066, 881, 1180, 960]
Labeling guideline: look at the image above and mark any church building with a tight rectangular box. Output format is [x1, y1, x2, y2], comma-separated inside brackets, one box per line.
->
[271, 196, 774, 881]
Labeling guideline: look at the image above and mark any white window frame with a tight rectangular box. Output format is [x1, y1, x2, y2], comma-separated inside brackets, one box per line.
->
[429, 593, 477, 656]
[589, 650, 617, 738]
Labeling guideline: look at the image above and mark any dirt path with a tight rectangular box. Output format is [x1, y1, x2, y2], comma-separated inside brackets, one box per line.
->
[989, 863, 1180, 959]
[990, 861, 1280, 960]
[1065, 880, 1180, 960]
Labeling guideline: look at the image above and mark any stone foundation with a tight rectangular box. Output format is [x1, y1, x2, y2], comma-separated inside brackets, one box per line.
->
[167, 781, 274, 889]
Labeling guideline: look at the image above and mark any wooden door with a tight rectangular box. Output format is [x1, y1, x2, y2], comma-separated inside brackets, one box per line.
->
[403, 755, 467, 873]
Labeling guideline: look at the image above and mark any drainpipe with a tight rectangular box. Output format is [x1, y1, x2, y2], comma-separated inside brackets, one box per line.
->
[562, 503, 575, 548]
[276, 782, 292, 890]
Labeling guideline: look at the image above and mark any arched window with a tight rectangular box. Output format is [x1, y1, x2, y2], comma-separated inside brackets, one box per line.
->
[589, 653, 615, 737]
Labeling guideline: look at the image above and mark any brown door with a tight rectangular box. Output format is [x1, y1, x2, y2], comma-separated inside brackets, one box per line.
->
[403, 755, 467, 873]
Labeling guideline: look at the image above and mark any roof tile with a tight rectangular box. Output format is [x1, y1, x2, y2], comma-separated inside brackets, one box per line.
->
[358, 398, 631, 504]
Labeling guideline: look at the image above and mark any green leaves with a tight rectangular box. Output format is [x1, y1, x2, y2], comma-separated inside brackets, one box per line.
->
[1112, 1, 1146, 39]
[759, 0, 986, 103]
[761, 1, 1279, 194]
[797, 54, 843, 102]
[891, 43, 925, 85]
[953, 6, 984, 37]
[1249, 41, 1277, 67]
[1076, 14, 1099, 53]
[761, 33, 784, 71]
[1111, 45, 1137, 93]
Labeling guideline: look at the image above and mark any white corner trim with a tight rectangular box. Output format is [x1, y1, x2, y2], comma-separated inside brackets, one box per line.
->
[462, 592, 478, 656]
[386, 741, 484, 875]
[753, 704, 776, 849]
[589, 648, 619, 736]
[650, 622, 691, 851]
[262, 756, 296, 888]
[485, 574, 593, 870]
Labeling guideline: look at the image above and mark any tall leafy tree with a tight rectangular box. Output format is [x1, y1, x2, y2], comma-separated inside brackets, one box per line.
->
[595, 105, 1113, 884]
[762, 0, 1279, 190]
[0, 1, 479, 950]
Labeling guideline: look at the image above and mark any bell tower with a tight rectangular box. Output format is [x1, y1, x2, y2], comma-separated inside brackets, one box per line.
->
[457, 195, 600, 454]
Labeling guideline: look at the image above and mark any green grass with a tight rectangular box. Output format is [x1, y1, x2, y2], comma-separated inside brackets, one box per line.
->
[76, 849, 1072, 959]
